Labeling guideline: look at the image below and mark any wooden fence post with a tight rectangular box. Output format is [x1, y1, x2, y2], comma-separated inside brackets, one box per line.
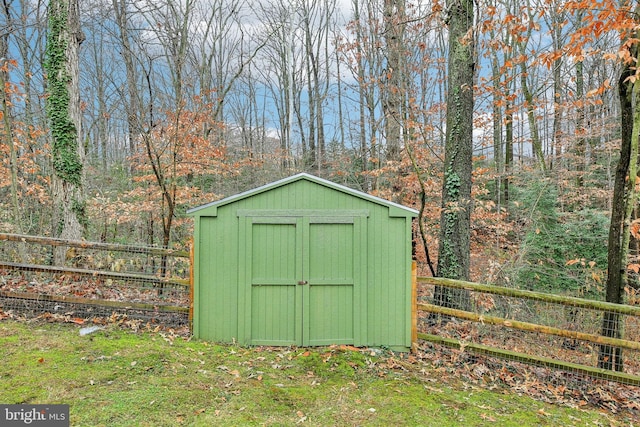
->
[189, 238, 195, 334]
[411, 261, 418, 353]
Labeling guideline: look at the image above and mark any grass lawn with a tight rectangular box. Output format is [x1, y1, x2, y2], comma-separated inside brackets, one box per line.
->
[0, 319, 637, 426]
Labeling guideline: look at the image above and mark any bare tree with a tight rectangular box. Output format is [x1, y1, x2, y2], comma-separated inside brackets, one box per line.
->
[480, 0, 518, 206]
[337, 0, 387, 188]
[514, 0, 546, 172]
[0, 0, 20, 233]
[382, 0, 406, 161]
[81, 2, 120, 170]
[299, 0, 337, 172]
[349, 0, 372, 182]
[542, 0, 566, 170]
[253, 0, 300, 169]
[112, 0, 144, 157]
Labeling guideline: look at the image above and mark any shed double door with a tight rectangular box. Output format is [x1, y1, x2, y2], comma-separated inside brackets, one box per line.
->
[240, 214, 363, 346]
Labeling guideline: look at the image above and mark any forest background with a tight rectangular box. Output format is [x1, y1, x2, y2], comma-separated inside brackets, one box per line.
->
[1, 0, 639, 304]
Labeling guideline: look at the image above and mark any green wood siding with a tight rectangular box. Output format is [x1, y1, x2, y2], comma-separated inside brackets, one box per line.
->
[189, 173, 417, 350]
[193, 216, 239, 341]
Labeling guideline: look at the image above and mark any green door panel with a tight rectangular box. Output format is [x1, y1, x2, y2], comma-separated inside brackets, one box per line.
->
[307, 285, 354, 345]
[251, 285, 297, 345]
[251, 221, 297, 285]
[248, 220, 302, 346]
[305, 222, 355, 346]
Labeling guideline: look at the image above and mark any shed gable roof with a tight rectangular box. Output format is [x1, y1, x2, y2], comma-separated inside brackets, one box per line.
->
[187, 173, 418, 217]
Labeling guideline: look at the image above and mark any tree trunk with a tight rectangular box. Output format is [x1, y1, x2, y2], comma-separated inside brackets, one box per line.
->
[599, 60, 636, 371]
[382, 0, 405, 161]
[353, 0, 369, 186]
[434, 0, 474, 310]
[504, 98, 513, 205]
[304, 33, 317, 171]
[45, 0, 86, 265]
[490, 54, 503, 206]
[0, 18, 22, 237]
[514, 5, 546, 172]
[520, 64, 546, 172]
[575, 57, 586, 188]
[112, 0, 142, 157]
[548, 4, 565, 171]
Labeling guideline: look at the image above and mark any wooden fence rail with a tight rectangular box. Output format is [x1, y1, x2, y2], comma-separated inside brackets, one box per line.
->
[418, 276, 640, 316]
[0, 261, 189, 287]
[416, 276, 640, 386]
[0, 233, 190, 257]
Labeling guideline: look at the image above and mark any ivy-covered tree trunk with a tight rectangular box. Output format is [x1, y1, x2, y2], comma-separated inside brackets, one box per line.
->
[45, 0, 86, 264]
[433, 0, 474, 310]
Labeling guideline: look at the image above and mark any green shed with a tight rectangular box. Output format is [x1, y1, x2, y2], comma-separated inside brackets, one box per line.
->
[187, 173, 418, 350]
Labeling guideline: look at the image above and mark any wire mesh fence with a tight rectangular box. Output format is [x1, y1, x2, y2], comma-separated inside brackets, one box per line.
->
[0, 233, 190, 330]
[417, 276, 640, 386]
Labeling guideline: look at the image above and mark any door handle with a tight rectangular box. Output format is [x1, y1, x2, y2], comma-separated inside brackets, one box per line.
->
[297, 280, 308, 285]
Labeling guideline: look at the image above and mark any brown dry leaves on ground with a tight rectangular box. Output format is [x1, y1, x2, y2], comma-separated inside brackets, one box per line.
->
[411, 342, 640, 418]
